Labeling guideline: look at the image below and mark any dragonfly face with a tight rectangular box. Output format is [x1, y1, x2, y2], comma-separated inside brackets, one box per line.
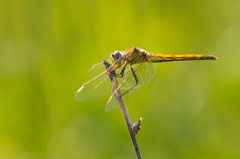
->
[110, 51, 125, 67]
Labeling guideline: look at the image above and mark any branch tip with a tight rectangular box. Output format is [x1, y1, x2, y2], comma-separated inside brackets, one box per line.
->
[133, 117, 142, 136]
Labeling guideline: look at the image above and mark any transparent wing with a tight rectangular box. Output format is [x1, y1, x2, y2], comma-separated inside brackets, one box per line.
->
[88, 61, 110, 79]
[76, 59, 122, 101]
[75, 70, 112, 101]
[105, 82, 126, 112]
[119, 62, 156, 89]
[105, 62, 156, 111]
[123, 62, 156, 99]
[89, 60, 123, 79]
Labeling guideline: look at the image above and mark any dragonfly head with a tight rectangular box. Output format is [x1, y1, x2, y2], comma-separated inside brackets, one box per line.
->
[110, 51, 124, 66]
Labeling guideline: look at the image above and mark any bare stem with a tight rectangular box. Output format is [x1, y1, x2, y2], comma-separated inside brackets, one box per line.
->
[103, 58, 142, 159]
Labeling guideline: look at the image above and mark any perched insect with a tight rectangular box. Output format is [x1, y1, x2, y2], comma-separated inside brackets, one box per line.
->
[76, 47, 218, 111]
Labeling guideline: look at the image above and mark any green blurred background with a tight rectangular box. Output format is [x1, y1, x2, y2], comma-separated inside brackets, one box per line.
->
[1, 0, 240, 158]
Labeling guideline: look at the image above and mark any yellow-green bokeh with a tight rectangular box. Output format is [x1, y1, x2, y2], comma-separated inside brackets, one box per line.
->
[1, 0, 240, 158]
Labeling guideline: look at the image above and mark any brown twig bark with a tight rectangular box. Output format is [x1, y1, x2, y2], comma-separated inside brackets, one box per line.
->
[103, 58, 142, 159]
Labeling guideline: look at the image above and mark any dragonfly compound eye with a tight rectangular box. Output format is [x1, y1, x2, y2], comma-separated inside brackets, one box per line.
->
[113, 51, 122, 61]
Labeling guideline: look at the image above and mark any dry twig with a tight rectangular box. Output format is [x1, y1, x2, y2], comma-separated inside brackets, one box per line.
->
[103, 58, 142, 159]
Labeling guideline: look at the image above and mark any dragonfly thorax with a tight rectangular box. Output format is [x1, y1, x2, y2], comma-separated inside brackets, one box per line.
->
[110, 51, 125, 67]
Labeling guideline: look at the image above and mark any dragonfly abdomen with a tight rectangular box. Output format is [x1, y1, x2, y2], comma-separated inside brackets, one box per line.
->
[148, 54, 218, 63]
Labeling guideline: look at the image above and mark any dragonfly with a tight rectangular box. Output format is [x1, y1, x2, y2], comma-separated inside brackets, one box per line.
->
[76, 47, 218, 111]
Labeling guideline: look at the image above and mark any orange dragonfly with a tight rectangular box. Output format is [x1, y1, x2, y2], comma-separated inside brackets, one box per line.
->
[76, 47, 218, 111]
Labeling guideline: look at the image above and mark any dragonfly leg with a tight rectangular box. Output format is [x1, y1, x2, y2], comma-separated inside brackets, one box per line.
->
[116, 53, 141, 78]
[121, 64, 139, 97]
[115, 61, 127, 78]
